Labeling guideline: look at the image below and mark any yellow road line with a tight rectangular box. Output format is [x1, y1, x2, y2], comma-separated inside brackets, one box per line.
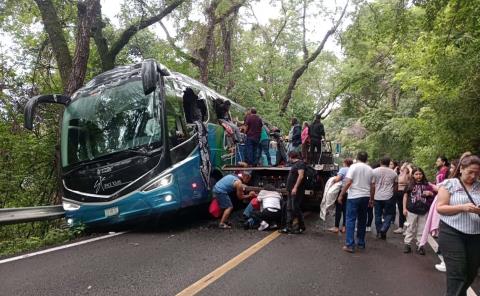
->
[176, 231, 281, 296]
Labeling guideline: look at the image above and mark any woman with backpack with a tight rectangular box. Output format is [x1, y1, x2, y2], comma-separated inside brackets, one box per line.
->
[403, 167, 436, 255]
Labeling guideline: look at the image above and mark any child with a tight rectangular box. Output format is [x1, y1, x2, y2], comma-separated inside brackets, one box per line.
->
[403, 167, 435, 254]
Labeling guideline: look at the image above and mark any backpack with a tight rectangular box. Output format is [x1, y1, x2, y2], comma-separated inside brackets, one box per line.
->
[303, 165, 317, 189]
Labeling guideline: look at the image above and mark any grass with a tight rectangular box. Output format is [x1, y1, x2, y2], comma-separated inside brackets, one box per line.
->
[0, 220, 84, 258]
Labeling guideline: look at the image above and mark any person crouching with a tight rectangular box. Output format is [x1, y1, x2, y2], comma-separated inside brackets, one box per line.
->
[213, 171, 253, 229]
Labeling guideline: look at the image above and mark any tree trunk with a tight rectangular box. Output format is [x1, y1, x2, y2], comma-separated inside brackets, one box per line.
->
[280, 1, 349, 114]
[65, 0, 100, 96]
[34, 0, 72, 91]
[221, 15, 236, 94]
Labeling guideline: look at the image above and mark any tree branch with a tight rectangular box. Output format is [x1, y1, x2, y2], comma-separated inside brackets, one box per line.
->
[159, 21, 201, 67]
[108, 0, 185, 62]
[302, 0, 308, 60]
[280, 0, 349, 114]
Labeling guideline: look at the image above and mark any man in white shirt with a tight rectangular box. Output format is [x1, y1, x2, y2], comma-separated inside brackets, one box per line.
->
[372, 156, 398, 240]
[338, 151, 374, 253]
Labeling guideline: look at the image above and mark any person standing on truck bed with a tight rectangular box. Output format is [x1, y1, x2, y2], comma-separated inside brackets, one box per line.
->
[213, 171, 254, 229]
[279, 151, 306, 234]
[244, 107, 263, 166]
[309, 114, 325, 165]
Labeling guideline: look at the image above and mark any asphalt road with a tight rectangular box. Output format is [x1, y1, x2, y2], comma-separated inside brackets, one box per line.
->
[1, 209, 479, 296]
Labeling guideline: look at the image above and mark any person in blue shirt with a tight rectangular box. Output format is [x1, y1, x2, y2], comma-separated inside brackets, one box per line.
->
[328, 158, 353, 233]
[213, 171, 254, 229]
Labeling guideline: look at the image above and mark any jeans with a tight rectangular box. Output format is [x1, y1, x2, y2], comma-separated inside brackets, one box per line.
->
[286, 191, 305, 230]
[345, 197, 369, 248]
[246, 137, 260, 165]
[374, 197, 395, 234]
[335, 193, 347, 228]
[256, 139, 271, 166]
[243, 202, 256, 218]
[439, 221, 480, 296]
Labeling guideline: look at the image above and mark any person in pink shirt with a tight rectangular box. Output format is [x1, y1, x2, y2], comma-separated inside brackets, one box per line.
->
[301, 122, 310, 163]
[436, 156, 450, 184]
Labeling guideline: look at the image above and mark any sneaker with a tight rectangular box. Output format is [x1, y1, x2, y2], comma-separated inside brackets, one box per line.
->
[258, 221, 269, 231]
[393, 228, 404, 234]
[270, 224, 278, 230]
[298, 226, 306, 234]
[219, 223, 232, 229]
[278, 228, 290, 234]
[342, 245, 355, 253]
[328, 227, 339, 233]
[435, 261, 446, 272]
[380, 232, 387, 240]
[417, 246, 426, 255]
[366, 227, 372, 232]
[403, 244, 412, 253]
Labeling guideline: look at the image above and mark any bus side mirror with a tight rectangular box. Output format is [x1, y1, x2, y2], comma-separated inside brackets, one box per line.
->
[141, 60, 159, 96]
[24, 94, 71, 130]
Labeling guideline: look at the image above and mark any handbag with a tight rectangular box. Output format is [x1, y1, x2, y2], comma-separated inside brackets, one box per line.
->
[209, 198, 221, 218]
[458, 178, 480, 217]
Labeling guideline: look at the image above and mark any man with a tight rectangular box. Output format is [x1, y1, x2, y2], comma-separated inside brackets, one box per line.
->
[338, 151, 374, 253]
[244, 107, 263, 166]
[309, 114, 325, 164]
[288, 118, 302, 153]
[213, 171, 253, 229]
[372, 156, 398, 240]
[280, 151, 306, 234]
[243, 184, 282, 230]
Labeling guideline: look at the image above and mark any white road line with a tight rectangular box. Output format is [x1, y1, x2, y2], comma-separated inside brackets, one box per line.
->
[427, 235, 478, 296]
[0, 231, 127, 265]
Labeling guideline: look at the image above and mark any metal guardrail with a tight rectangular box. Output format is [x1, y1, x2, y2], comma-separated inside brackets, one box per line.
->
[0, 205, 65, 225]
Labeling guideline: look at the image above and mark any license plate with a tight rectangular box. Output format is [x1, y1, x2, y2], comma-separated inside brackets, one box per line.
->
[104, 207, 119, 217]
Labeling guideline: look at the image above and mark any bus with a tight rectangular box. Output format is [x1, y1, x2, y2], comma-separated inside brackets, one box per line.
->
[24, 59, 246, 228]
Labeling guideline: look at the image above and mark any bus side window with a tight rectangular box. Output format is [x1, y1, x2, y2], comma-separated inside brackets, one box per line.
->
[183, 88, 203, 124]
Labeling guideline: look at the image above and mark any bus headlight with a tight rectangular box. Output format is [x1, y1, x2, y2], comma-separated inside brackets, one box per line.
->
[143, 174, 173, 192]
[63, 201, 81, 211]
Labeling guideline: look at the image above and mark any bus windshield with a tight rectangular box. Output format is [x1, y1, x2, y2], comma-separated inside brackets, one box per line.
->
[61, 79, 162, 168]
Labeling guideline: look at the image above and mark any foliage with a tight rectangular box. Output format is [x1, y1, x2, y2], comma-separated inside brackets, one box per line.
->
[0, 221, 84, 257]
[2, 0, 480, 255]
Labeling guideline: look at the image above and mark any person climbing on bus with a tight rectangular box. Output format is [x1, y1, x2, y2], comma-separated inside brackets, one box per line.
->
[212, 171, 254, 229]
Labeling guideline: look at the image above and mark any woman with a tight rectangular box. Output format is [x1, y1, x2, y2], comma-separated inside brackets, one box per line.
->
[301, 122, 310, 163]
[403, 167, 435, 255]
[437, 155, 480, 296]
[394, 162, 413, 234]
[328, 158, 354, 233]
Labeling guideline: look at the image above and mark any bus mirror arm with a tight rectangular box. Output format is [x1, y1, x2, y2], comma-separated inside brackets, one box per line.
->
[24, 94, 71, 130]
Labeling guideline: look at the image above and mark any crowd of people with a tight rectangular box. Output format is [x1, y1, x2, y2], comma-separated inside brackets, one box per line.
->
[214, 99, 326, 167]
[211, 101, 479, 296]
[210, 145, 479, 296]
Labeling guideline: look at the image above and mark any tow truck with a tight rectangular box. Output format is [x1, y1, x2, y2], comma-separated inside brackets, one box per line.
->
[222, 140, 338, 207]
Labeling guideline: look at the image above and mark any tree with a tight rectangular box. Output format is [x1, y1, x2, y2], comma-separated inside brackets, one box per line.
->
[279, 0, 349, 114]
